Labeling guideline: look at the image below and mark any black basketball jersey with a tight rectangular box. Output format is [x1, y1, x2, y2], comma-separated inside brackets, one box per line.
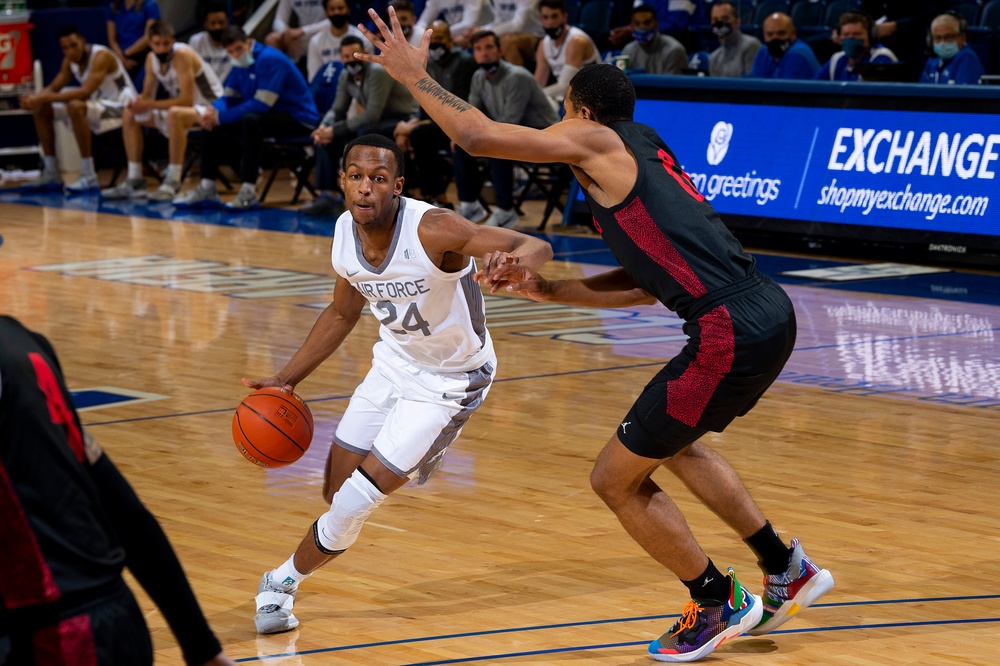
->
[0, 317, 125, 614]
[583, 121, 757, 321]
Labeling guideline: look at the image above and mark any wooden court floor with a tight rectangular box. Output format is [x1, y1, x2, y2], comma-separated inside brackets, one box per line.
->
[2, 199, 1000, 665]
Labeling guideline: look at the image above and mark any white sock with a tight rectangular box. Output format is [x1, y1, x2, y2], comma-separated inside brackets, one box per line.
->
[272, 556, 310, 589]
[199, 178, 216, 192]
[127, 161, 143, 181]
[79, 157, 96, 179]
[43, 155, 58, 174]
[165, 164, 181, 182]
[240, 181, 256, 193]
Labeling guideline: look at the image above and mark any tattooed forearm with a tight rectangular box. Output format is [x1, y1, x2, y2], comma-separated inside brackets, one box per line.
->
[414, 77, 472, 113]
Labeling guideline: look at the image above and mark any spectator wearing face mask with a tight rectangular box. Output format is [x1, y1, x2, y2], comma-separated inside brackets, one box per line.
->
[816, 12, 897, 82]
[189, 2, 232, 82]
[307, 0, 370, 81]
[919, 12, 984, 85]
[749, 12, 820, 80]
[535, 0, 600, 103]
[621, 4, 687, 75]
[707, 0, 760, 77]
[387, 0, 422, 46]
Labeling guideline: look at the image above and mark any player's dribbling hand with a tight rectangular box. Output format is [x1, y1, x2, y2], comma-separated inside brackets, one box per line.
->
[475, 253, 553, 300]
[241, 376, 294, 392]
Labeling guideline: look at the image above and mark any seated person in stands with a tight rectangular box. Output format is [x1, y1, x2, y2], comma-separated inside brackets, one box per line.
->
[461, 0, 543, 67]
[307, 0, 370, 81]
[455, 29, 559, 229]
[188, 2, 232, 83]
[172, 26, 319, 210]
[535, 0, 600, 104]
[622, 4, 688, 75]
[265, 0, 327, 59]
[816, 11, 898, 81]
[20, 25, 137, 194]
[610, 0, 705, 55]
[386, 0, 422, 46]
[749, 12, 820, 79]
[106, 0, 161, 87]
[415, 0, 494, 47]
[101, 20, 224, 202]
[302, 35, 418, 215]
[860, 0, 948, 81]
[708, 1, 760, 77]
[393, 20, 478, 210]
[919, 12, 984, 85]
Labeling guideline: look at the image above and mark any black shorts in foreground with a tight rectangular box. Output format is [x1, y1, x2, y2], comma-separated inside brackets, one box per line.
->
[619, 276, 796, 459]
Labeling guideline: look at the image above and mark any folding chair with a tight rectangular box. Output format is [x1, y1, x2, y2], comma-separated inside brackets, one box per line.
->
[513, 162, 573, 231]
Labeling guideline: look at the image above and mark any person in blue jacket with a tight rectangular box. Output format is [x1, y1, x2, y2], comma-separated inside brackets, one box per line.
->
[919, 12, 984, 85]
[173, 25, 320, 211]
[816, 12, 898, 82]
[106, 0, 161, 87]
[749, 12, 820, 80]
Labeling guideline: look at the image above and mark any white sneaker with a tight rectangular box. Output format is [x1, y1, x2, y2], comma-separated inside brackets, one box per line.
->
[100, 178, 147, 200]
[456, 200, 488, 224]
[65, 175, 100, 195]
[224, 184, 260, 211]
[172, 184, 220, 208]
[254, 571, 299, 634]
[148, 178, 181, 202]
[484, 208, 518, 229]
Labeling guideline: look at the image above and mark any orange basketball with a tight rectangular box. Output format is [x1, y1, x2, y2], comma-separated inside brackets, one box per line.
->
[232, 387, 314, 468]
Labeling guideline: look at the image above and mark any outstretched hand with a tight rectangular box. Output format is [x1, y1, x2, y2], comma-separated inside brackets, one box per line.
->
[241, 376, 294, 392]
[474, 252, 554, 300]
[354, 7, 432, 84]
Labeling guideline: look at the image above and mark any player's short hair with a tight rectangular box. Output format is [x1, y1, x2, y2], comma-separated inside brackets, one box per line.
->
[343, 134, 405, 178]
[539, 0, 566, 13]
[389, 0, 414, 14]
[470, 30, 500, 49]
[57, 24, 82, 39]
[148, 19, 175, 39]
[219, 25, 248, 47]
[568, 64, 636, 125]
[203, 2, 227, 18]
[631, 4, 657, 19]
[340, 35, 365, 51]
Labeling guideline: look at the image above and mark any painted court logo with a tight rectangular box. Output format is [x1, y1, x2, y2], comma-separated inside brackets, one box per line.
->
[707, 121, 734, 166]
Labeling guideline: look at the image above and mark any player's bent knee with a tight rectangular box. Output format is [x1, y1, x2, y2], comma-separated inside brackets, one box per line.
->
[67, 100, 87, 117]
[313, 469, 387, 554]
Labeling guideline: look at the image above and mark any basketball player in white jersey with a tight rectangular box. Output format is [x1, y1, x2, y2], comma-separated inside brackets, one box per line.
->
[242, 133, 553, 634]
[101, 20, 224, 202]
[19, 24, 137, 194]
[534, 0, 600, 103]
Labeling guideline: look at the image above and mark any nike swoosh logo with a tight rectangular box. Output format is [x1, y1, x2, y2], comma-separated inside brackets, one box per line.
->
[346, 269, 360, 277]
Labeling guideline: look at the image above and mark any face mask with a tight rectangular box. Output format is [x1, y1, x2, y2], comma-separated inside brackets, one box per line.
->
[765, 38, 790, 59]
[154, 49, 173, 64]
[345, 61, 363, 75]
[401, 24, 413, 38]
[544, 24, 565, 40]
[208, 28, 224, 42]
[934, 41, 959, 60]
[711, 21, 732, 39]
[329, 13, 348, 28]
[230, 50, 254, 68]
[478, 61, 499, 75]
[841, 37, 866, 59]
[631, 28, 656, 45]
[428, 43, 448, 62]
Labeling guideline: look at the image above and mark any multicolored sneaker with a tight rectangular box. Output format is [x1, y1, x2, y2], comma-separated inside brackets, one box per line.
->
[254, 571, 299, 634]
[747, 537, 834, 636]
[648, 568, 762, 662]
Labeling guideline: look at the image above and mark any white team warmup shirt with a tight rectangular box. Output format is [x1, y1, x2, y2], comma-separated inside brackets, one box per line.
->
[70, 44, 136, 105]
[330, 197, 494, 373]
[149, 43, 224, 104]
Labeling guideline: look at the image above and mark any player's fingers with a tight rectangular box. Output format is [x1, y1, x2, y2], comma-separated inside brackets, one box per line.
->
[367, 7, 393, 42]
[241, 377, 259, 388]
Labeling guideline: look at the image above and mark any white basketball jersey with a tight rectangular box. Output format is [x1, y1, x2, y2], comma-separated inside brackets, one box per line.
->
[188, 31, 232, 83]
[331, 197, 494, 373]
[70, 44, 136, 104]
[542, 25, 600, 78]
[150, 43, 223, 104]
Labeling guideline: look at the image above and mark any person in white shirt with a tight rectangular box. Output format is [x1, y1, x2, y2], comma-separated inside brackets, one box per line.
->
[415, 0, 494, 45]
[534, 0, 600, 103]
[19, 24, 136, 194]
[461, 0, 542, 66]
[307, 0, 369, 81]
[266, 0, 328, 59]
[100, 20, 224, 202]
[247, 133, 553, 636]
[188, 2, 232, 83]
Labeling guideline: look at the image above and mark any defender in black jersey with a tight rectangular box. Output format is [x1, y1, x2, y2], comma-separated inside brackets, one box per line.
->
[366, 15, 834, 662]
[0, 316, 234, 666]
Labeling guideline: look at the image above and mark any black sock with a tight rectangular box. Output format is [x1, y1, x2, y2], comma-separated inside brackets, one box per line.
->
[681, 560, 730, 605]
[744, 521, 793, 576]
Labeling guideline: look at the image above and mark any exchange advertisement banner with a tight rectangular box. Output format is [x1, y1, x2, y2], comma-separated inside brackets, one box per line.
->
[633, 99, 998, 238]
